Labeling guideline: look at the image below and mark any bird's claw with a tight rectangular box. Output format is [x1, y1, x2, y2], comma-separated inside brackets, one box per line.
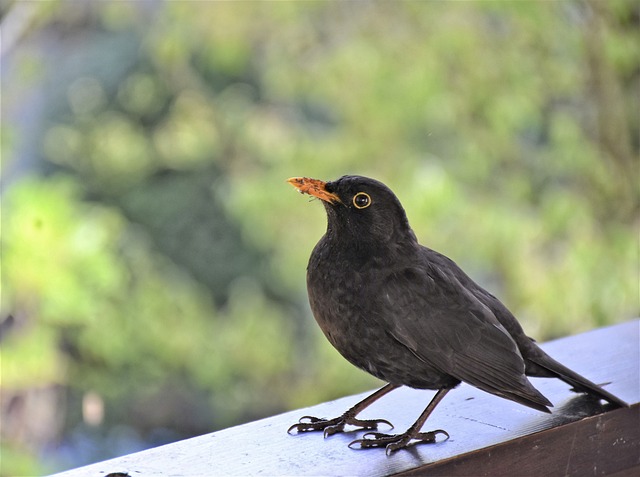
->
[288, 415, 393, 436]
[287, 416, 337, 434]
[348, 429, 449, 454]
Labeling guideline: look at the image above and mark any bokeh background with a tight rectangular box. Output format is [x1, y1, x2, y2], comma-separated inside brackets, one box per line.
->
[1, 0, 638, 474]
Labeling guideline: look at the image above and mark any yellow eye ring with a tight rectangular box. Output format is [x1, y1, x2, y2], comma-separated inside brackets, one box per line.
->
[353, 192, 371, 209]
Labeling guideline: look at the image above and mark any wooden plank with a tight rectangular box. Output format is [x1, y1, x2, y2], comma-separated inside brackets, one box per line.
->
[50, 320, 639, 477]
[396, 404, 640, 476]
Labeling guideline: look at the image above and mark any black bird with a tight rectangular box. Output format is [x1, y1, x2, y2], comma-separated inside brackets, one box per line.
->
[286, 175, 627, 454]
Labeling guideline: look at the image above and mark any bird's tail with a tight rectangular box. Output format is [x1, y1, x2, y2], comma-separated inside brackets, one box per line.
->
[501, 381, 553, 414]
[529, 353, 628, 408]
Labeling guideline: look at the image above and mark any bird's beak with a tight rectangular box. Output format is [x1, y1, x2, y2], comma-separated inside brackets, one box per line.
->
[287, 177, 342, 204]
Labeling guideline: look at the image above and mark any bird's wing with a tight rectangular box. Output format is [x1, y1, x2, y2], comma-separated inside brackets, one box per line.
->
[376, 260, 551, 410]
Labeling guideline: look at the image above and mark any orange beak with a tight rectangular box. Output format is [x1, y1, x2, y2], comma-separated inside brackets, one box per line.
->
[287, 177, 342, 204]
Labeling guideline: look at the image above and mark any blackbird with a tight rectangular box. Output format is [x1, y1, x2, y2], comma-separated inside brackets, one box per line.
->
[286, 175, 627, 454]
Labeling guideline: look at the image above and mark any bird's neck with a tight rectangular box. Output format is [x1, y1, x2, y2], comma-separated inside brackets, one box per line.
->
[322, 227, 419, 267]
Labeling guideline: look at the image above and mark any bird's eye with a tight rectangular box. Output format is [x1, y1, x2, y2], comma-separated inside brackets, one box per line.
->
[353, 192, 371, 209]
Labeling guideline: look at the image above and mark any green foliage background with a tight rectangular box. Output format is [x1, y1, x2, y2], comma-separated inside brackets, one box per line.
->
[2, 1, 638, 474]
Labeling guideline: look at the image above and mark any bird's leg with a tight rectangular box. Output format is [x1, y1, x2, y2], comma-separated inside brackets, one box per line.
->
[288, 383, 399, 437]
[349, 388, 451, 454]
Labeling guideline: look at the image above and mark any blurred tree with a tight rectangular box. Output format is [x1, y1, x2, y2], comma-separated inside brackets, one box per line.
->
[1, 0, 637, 474]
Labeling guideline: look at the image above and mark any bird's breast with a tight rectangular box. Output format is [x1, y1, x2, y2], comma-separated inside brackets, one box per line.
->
[306, 254, 453, 388]
[305, 242, 442, 387]
[307, 242, 382, 339]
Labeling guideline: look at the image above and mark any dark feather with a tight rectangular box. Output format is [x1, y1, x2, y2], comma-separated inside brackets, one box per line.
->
[297, 175, 627, 420]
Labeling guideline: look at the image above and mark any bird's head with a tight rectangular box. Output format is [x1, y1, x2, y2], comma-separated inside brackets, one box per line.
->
[288, 175, 417, 251]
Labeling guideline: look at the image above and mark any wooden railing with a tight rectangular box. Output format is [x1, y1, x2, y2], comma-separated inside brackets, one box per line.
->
[51, 320, 639, 477]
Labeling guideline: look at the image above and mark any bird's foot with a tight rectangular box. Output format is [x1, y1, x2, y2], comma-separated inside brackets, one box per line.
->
[348, 429, 449, 455]
[288, 415, 394, 437]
